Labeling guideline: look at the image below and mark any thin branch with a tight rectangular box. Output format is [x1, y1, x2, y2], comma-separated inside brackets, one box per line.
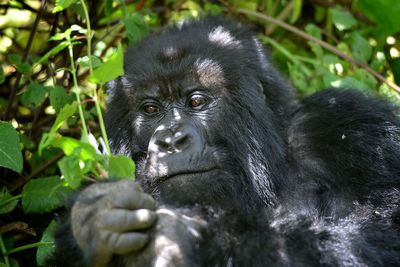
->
[238, 9, 400, 93]
[10, 152, 64, 193]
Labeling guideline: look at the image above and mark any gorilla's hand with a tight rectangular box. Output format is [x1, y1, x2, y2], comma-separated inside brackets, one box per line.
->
[70, 180, 156, 267]
[125, 208, 208, 267]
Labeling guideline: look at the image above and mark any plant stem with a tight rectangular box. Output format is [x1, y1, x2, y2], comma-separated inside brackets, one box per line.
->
[0, 234, 11, 267]
[4, 241, 53, 255]
[80, 0, 111, 155]
[68, 41, 89, 141]
[0, 194, 21, 207]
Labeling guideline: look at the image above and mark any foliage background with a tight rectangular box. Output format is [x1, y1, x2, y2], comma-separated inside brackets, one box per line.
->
[0, 0, 399, 266]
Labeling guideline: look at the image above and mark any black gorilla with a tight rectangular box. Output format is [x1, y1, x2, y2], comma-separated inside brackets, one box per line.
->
[53, 18, 400, 266]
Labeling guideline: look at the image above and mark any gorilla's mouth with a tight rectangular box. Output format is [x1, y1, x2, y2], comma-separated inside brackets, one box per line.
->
[155, 168, 218, 183]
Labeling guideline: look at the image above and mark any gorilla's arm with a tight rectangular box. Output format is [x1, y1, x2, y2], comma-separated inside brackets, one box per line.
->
[52, 180, 219, 267]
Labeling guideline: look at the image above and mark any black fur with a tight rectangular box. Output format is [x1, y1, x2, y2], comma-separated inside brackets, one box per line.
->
[53, 17, 400, 266]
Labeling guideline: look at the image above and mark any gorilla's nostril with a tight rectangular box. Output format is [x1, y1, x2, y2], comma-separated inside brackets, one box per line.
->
[174, 135, 190, 150]
[155, 139, 172, 152]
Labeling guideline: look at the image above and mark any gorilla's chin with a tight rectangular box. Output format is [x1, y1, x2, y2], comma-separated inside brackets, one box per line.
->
[150, 169, 231, 208]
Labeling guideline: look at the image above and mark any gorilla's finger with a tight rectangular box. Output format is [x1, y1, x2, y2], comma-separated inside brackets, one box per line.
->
[100, 209, 157, 231]
[105, 232, 149, 254]
[112, 189, 156, 210]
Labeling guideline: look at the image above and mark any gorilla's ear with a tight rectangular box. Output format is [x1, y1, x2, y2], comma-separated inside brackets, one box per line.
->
[104, 76, 134, 156]
[105, 76, 123, 100]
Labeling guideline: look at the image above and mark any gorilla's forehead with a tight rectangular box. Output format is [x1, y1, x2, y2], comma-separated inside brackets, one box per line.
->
[122, 22, 249, 97]
[122, 57, 225, 99]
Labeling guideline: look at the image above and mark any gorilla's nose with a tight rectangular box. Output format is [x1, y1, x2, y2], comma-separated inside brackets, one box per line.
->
[148, 124, 204, 156]
[154, 131, 190, 153]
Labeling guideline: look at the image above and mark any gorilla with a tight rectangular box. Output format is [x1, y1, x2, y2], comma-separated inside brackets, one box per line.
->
[53, 17, 400, 266]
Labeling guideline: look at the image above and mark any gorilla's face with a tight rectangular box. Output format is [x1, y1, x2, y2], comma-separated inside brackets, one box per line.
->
[123, 58, 233, 206]
[106, 20, 286, 212]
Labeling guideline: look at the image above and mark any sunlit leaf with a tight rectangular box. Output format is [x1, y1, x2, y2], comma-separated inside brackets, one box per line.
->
[324, 74, 371, 91]
[0, 121, 23, 173]
[36, 40, 70, 64]
[77, 56, 102, 69]
[89, 45, 124, 84]
[330, 8, 357, 31]
[53, 0, 78, 13]
[52, 136, 103, 161]
[290, 0, 303, 23]
[108, 155, 136, 180]
[39, 103, 77, 154]
[58, 156, 84, 189]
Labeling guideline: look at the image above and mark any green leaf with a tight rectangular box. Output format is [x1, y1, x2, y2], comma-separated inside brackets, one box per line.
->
[290, 0, 303, 23]
[22, 176, 73, 213]
[7, 53, 31, 74]
[58, 156, 84, 189]
[53, 0, 78, 13]
[50, 102, 77, 133]
[330, 8, 357, 31]
[104, 0, 115, 16]
[36, 220, 57, 266]
[0, 259, 19, 267]
[0, 187, 20, 214]
[305, 24, 322, 39]
[351, 32, 372, 63]
[204, 2, 223, 15]
[38, 102, 77, 154]
[89, 45, 124, 84]
[49, 86, 74, 112]
[21, 82, 48, 107]
[0, 121, 23, 173]
[18, 136, 34, 153]
[108, 155, 136, 180]
[77, 56, 102, 69]
[0, 65, 4, 84]
[7, 54, 22, 65]
[36, 40, 70, 65]
[16, 62, 32, 74]
[52, 136, 103, 161]
[354, 69, 378, 89]
[390, 57, 400, 85]
[324, 74, 371, 91]
[357, 0, 400, 36]
[123, 14, 148, 44]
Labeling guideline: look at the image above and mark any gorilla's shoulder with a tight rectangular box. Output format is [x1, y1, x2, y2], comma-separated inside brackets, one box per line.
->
[288, 88, 400, 200]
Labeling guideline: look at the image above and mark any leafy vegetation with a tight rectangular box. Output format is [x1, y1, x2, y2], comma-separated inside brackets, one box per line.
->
[0, 0, 399, 266]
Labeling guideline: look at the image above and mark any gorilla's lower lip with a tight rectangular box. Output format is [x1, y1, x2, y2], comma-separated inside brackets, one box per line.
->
[157, 168, 218, 182]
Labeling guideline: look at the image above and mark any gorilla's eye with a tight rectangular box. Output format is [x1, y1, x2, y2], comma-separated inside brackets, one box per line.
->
[143, 104, 160, 114]
[188, 95, 207, 108]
